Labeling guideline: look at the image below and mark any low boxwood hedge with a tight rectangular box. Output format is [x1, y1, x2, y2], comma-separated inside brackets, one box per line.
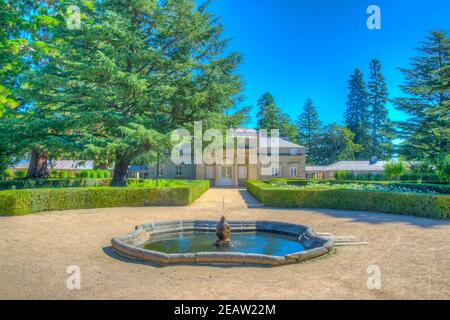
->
[265, 178, 450, 194]
[0, 179, 112, 190]
[0, 180, 209, 216]
[247, 180, 450, 219]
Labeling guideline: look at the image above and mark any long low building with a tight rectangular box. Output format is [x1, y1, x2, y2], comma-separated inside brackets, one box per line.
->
[306, 160, 389, 179]
[10, 160, 95, 173]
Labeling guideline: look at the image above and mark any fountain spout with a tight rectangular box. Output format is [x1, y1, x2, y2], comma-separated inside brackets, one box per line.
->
[214, 216, 231, 247]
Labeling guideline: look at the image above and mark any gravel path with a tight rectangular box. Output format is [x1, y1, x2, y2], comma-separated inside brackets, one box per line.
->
[1, 189, 449, 300]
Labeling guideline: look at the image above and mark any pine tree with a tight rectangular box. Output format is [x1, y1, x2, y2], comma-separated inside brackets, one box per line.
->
[394, 31, 449, 160]
[256, 93, 281, 131]
[344, 69, 370, 159]
[0, 1, 64, 178]
[25, 0, 244, 186]
[297, 98, 322, 164]
[279, 113, 298, 142]
[367, 59, 393, 159]
[256, 92, 297, 141]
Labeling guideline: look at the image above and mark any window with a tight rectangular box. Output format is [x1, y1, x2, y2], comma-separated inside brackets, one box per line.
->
[290, 167, 298, 177]
[271, 166, 281, 177]
[158, 167, 164, 176]
[205, 166, 214, 179]
[176, 166, 183, 176]
[290, 148, 298, 155]
[238, 166, 247, 179]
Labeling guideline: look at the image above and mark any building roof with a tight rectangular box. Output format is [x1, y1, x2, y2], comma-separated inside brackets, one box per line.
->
[233, 128, 305, 149]
[11, 160, 95, 170]
[306, 161, 389, 173]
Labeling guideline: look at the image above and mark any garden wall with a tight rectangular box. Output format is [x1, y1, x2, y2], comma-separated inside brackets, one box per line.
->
[247, 180, 450, 219]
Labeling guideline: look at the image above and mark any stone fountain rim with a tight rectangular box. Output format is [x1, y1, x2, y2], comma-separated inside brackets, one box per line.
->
[111, 220, 335, 266]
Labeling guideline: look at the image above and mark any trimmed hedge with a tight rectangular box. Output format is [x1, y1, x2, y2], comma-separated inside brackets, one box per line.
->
[247, 180, 450, 219]
[326, 180, 450, 195]
[0, 180, 209, 216]
[265, 178, 450, 195]
[0, 179, 112, 190]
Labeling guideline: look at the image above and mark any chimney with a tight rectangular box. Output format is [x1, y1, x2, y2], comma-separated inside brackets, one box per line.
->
[369, 156, 378, 165]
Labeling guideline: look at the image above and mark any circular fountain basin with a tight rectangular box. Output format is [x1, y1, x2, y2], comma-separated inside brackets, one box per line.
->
[111, 220, 335, 266]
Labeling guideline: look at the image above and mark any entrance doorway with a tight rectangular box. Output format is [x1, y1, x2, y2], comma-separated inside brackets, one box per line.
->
[218, 165, 233, 187]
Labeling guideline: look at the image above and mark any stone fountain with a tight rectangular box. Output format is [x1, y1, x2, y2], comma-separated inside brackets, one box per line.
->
[214, 216, 231, 247]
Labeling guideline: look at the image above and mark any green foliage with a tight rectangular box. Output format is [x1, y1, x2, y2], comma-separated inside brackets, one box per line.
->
[335, 170, 350, 181]
[49, 171, 59, 179]
[14, 170, 26, 178]
[394, 31, 450, 160]
[2, 168, 14, 178]
[256, 92, 297, 141]
[58, 171, 68, 179]
[384, 158, 408, 180]
[21, 0, 244, 187]
[344, 69, 370, 159]
[0, 179, 112, 191]
[297, 98, 322, 163]
[410, 159, 435, 182]
[80, 170, 90, 179]
[316, 124, 362, 165]
[367, 59, 393, 158]
[0, 180, 209, 215]
[435, 154, 450, 183]
[268, 178, 288, 186]
[247, 180, 450, 219]
[268, 178, 449, 193]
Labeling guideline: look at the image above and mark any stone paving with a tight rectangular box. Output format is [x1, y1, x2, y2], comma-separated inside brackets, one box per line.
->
[1, 188, 450, 299]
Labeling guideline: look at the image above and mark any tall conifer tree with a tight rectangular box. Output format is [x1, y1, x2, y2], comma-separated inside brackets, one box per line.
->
[28, 0, 243, 186]
[297, 98, 322, 164]
[344, 69, 370, 159]
[367, 59, 393, 158]
[394, 31, 450, 160]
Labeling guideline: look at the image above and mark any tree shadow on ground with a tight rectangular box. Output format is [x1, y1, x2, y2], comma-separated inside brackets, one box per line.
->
[261, 207, 450, 229]
[237, 190, 264, 208]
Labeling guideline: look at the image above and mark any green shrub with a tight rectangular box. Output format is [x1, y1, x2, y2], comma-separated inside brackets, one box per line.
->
[3, 169, 14, 178]
[335, 170, 349, 180]
[0, 179, 112, 190]
[246, 180, 450, 219]
[89, 170, 97, 179]
[0, 180, 209, 216]
[14, 170, 27, 179]
[435, 154, 450, 184]
[58, 171, 69, 179]
[80, 170, 89, 178]
[384, 158, 408, 180]
[100, 170, 111, 178]
[269, 178, 288, 186]
[50, 171, 59, 179]
[68, 171, 77, 179]
[325, 180, 450, 194]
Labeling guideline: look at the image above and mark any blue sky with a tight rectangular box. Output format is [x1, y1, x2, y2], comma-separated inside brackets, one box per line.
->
[205, 0, 450, 127]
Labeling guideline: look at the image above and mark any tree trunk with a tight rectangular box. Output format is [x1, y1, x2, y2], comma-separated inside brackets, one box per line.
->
[26, 149, 49, 179]
[111, 154, 130, 187]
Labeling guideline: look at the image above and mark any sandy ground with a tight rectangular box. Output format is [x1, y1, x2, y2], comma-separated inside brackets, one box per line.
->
[1, 188, 450, 300]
